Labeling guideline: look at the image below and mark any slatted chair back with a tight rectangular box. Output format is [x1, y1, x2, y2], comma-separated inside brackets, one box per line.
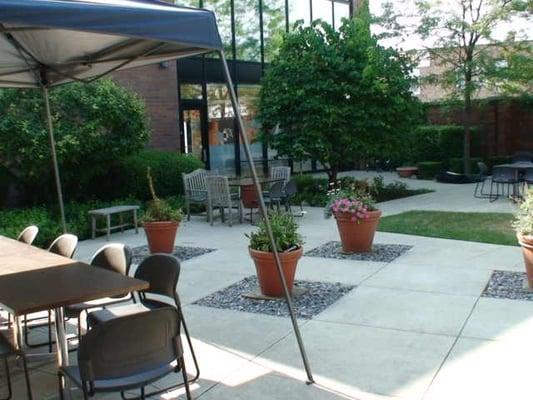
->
[270, 166, 291, 184]
[206, 175, 232, 208]
[182, 169, 216, 201]
[17, 225, 39, 245]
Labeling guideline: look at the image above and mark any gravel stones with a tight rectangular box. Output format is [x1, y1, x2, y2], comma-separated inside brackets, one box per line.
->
[483, 270, 533, 301]
[305, 241, 412, 263]
[194, 276, 355, 319]
[131, 245, 216, 264]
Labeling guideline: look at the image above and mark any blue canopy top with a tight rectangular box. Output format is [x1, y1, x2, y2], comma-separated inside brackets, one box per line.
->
[0, 0, 223, 87]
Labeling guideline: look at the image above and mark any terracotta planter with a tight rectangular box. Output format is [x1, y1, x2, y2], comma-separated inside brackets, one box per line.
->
[249, 246, 303, 297]
[518, 234, 533, 289]
[143, 221, 179, 254]
[241, 184, 259, 208]
[396, 167, 418, 178]
[334, 210, 382, 253]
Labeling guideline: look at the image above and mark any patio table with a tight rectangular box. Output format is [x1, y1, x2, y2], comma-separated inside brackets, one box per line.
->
[0, 235, 148, 372]
[229, 177, 284, 209]
[493, 162, 533, 198]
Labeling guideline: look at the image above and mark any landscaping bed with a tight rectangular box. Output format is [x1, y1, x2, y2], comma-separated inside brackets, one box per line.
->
[378, 210, 517, 246]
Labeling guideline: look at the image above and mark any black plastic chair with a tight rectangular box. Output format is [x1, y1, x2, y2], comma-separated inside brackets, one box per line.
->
[282, 179, 304, 214]
[58, 307, 191, 400]
[490, 166, 520, 202]
[87, 254, 199, 398]
[474, 161, 492, 198]
[263, 180, 285, 211]
[16, 226, 39, 246]
[0, 331, 32, 399]
[65, 243, 133, 343]
[24, 233, 78, 352]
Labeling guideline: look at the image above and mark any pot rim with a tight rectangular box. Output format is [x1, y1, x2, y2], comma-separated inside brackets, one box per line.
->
[248, 246, 303, 256]
[143, 220, 180, 226]
[334, 209, 382, 219]
[518, 233, 533, 248]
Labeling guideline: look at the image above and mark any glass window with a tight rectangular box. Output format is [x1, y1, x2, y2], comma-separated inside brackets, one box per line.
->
[288, 0, 310, 29]
[207, 84, 236, 176]
[237, 85, 263, 175]
[312, 0, 332, 24]
[180, 84, 203, 100]
[264, 0, 286, 62]
[234, 0, 261, 61]
[333, 1, 349, 29]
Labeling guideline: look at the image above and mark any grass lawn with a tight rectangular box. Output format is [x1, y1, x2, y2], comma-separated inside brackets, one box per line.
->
[378, 211, 518, 246]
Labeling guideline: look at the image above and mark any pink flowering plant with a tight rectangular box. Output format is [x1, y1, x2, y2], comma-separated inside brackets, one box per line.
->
[324, 186, 376, 222]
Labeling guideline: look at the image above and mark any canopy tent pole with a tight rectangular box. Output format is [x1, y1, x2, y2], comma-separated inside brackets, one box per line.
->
[218, 50, 315, 384]
[42, 86, 67, 233]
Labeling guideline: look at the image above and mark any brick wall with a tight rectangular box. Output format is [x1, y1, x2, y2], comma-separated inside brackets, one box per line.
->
[112, 61, 180, 151]
[427, 99, 533, 157]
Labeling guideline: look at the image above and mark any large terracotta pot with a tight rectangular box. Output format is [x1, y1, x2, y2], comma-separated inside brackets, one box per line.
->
[143, 221, 179, 254]
[334, 210, 382, 253]
[249, 246, 303, 297]
[396, 167, 418, 178]
[241, 184, 259, 208]
[518, 234, 533, 289]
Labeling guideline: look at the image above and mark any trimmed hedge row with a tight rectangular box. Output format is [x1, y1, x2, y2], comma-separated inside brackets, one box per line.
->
[408, 125, 467, 163]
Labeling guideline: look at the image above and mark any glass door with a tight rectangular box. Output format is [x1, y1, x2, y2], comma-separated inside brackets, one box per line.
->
[180, 101, 209, 169]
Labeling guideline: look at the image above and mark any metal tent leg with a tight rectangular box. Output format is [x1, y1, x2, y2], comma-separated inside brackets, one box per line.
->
[43, 87, 67, 233]
[218, 50, 314, 384]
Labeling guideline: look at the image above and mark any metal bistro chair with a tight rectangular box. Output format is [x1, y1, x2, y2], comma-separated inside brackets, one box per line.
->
[525, 168, 533, 188]
[24, 233, 78, 352]
[182, 168, 217, 221]
[17, 226, 39, 246]
[490, 166, 520, 202]
[86, 254, 199, 398]
[64, 244, 133, 344]
[473, 161, 492, 199]
[282, 179, 304, 214]
[206, 175, 243, 227]
[58, 307, 191, 400]
[0, 331, 33, 399]
[263, 180, 285, 211]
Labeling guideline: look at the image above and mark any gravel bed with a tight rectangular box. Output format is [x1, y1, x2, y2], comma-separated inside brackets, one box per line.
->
[132, 245, 216, 264]
[483, 270, 533, 301]
[193, 276, 355, 319]
[305, 241, 412, 263]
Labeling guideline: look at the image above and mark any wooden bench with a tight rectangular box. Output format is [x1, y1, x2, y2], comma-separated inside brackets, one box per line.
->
[88, 205, 140, 241]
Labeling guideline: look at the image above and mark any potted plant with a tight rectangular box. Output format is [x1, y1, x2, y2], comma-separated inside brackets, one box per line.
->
[325, 185, 381, 253]
[141, 168, 183, 254]
[513, 188, 533, 289]
[247, 212, 304, 297]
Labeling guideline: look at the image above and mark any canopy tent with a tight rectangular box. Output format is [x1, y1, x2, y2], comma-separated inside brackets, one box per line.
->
[0, 0, 313, 387]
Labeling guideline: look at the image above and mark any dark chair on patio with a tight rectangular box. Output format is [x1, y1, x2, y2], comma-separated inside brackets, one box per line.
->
[65, 243, 133, 343]
[490, 166, 520, 202]
[263, 180, 285, 211]
[282, 179, 304, 214]
[87, 254, 199, 397]
[17, 226, 39, 246]
[474, 161, 492, 198]
[525, 168, 533, 187]
[58, 307, 191, 400]
[0, 331, 33, 400]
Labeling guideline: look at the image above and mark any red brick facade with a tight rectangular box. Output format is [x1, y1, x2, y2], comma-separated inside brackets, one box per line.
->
[112, 61, 180, 151]
[427, 99, 533, 157]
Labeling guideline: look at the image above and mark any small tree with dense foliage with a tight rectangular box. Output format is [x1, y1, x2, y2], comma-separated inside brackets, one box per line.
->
[0, 79, 149, 203]
[258, 10, 421, 184]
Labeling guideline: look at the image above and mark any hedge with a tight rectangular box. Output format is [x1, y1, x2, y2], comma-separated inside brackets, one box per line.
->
[417, 162, 444, 180]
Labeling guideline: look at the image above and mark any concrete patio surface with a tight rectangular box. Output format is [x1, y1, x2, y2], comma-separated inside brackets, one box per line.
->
[1, 174, 530, 400]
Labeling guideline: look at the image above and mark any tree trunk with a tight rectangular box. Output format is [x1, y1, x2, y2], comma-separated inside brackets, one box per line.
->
[327, 166, 339, 189]
[463, 59, 473, 175]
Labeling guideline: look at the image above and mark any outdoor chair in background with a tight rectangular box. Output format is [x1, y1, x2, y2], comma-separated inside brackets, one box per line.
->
[263, 180, 285, 211]
[182, 168, 217, 221]
[525, 168, 533, 188]
[0, 331, 33, 400]
[270, 166, 291, 184]
[473, 161, 492, 199]
[512, 151, 533, 163]
[86, 254, 199, 398]
[64, 243, 133, 344]
[16, 226, 39, 246]
[490, 166, 520, 202]
[206, 175, 243, 227]
[58, 307, 191, 400]
[24, 233, 78, 352]
[282, 179, 304, 214]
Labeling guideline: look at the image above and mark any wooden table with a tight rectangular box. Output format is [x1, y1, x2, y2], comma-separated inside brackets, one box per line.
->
[0, 236, 148, 371]
[229, 177, 283, 208]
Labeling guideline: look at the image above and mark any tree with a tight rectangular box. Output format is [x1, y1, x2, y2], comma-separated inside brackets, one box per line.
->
[258, 10, 422, 184]
[379, 0, 532, 173]
[0, 79, 149, 204]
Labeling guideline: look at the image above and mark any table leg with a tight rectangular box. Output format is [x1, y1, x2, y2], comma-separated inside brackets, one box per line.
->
[54, 307, 71, 398]
[120, 213, 124, 233]
[106, 214, 111, 241]
[12, 315, 23, 350]
[91, 216, 96, 240]
[133, 209, 138, 234]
